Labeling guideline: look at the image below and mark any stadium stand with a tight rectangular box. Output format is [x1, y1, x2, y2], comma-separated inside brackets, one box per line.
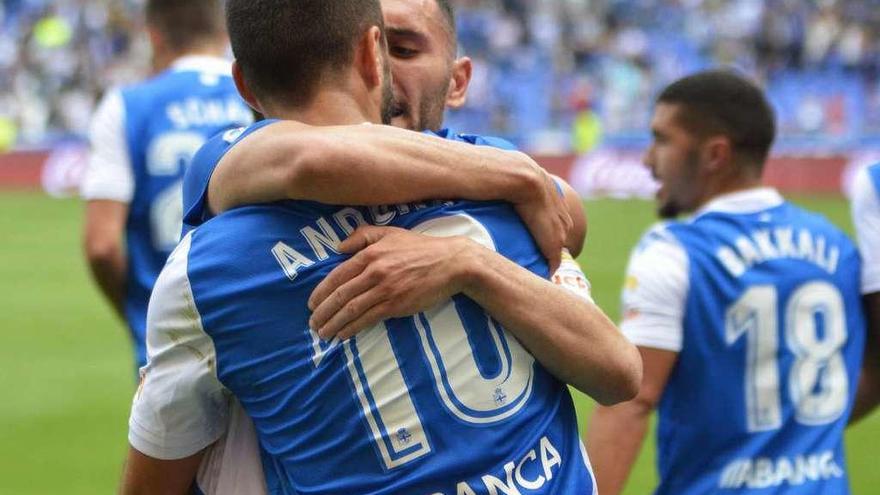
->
[447, 0, 880, 152]
[1, 0, 879, 152]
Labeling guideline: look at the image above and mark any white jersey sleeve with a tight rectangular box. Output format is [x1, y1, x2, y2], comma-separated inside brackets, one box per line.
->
[129, 233, 230, 460]
[619, 225, 689, 352]
[852, 166, 880, 295]
[80, 90, 135, 203]
[196, 399, 268, 495]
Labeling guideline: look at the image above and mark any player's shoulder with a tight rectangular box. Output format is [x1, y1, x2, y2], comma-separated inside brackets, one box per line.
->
[853, 162, 880, 205]
[183, 205, 280, 277]
[430, 128, 518, 151]
[781, 201, 853, 245]
[119, 68, 179, 101]
[633, 221, 685, 254]
[182, 120, 280, 232]
[120, 65, 236, 109]
[866, 161, 880, 190]
[625, 222, 690, 301]
[628, 222, 690, 278]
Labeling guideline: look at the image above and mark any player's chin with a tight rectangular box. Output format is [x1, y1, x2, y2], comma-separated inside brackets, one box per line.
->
[657, 199, 680, 219]
[654, 189, 676, 218]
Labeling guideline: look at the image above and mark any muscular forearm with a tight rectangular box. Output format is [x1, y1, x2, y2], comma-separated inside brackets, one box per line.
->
[87, 249, 127, 320]
[460, 246, 641, 404]
[585, 403, 652, 495]
[120, 448, 204, 495]
[84, 200, 129, 321]
[210, 122, 543, 213]
[850, 293, 880, 424]
[851, 362, 880, 424]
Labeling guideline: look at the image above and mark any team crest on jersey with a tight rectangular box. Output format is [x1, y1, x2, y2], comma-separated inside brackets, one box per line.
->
[222, 127, 246, 144]
[396, 428, 412, 445]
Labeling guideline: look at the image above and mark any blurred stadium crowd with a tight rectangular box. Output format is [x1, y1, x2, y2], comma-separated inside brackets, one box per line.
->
[1, 0, 880, 152]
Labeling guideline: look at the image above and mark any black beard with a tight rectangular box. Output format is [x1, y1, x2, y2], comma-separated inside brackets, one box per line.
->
[658, 201, 681, 219]
[380, 81, 395, 125]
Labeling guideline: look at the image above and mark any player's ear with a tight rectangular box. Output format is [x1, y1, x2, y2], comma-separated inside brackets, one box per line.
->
[355, 26, 385, 90]
[147, 26, 169, 72]
[232, 61, 263, 115]
[446, 57, 473, 109]
[703, 135, 732, 173]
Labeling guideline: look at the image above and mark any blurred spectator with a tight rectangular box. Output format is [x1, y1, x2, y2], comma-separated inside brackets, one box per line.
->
[451, 0, 880, 151]
[570, 78, 602, 154]
[0, 116, 17, 152]
[1, 0, 148, 148]
[1, 0, 880, 152]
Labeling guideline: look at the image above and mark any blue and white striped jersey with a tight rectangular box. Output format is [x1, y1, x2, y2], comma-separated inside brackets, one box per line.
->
[132, 122, 597, 494]
[81, 56, 251, 367]
[852, 163, 880, 295]
[622, 188, 865, 494]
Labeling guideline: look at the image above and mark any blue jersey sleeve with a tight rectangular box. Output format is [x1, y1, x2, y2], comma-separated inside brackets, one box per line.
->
[432, 129, 564, 196]
[183, 125, 541, 239]
[869, 162, 880, 197]
[181, 119, 279, 236]
[430, 128, 518, 151]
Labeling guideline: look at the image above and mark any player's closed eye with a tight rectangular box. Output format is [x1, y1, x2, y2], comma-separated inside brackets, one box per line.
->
[390, 46, 419, 58]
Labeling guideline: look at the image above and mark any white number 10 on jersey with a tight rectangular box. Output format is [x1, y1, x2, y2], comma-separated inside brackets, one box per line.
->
[308, 215, 536, 470]
[726, 281, 849, 432]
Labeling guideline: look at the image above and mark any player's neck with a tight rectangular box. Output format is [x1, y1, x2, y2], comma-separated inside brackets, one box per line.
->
[270, 88, 376, 127]
[696, 174, 765, 211]
[152, 45, 227, 74]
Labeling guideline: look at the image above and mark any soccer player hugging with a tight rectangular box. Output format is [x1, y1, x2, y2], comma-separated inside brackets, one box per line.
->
[121, 1, 640, 494]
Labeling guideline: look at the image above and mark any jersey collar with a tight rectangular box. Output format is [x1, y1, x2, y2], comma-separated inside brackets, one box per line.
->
[695, 187, 785, 217]
[171, 55, 232, 76]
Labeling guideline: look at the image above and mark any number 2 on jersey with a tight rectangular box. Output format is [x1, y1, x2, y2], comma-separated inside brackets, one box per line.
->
[726, 281, 848, 432]
[147, 131, 207, 251]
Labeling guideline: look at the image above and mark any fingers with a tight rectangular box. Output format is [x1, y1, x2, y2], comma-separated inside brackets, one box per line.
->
[547, 249, 562, 275]
[311, 276, 389, 340]
[309, 265, 378, 329]
[334, 303, 395, 342]
[338, 225, 406, 254]
[309, 255, 368, 311]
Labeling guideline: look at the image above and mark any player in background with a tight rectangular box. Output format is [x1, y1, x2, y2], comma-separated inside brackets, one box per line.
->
[586, 70, 866, 494]
[121, 0, 640, 493]
[850, 163, 880, 422]
[80, 0, 251, 370]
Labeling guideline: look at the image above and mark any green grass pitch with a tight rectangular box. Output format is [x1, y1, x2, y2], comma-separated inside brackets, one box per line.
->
[0, 192, 877, 494]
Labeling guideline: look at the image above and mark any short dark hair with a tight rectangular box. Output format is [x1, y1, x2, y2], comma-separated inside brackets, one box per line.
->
[658, 70, 776, 168]
[435, 0, 456, 35]
[226, 0, 385, 107]
[145, 0, 226, 51]
[434, 0, 458, 54]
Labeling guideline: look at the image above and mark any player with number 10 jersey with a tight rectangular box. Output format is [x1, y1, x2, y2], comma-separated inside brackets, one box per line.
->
[132, 187, 597, 493]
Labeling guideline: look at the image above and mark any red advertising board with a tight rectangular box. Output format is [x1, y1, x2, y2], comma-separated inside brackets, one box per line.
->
[1, 147, 878, 198]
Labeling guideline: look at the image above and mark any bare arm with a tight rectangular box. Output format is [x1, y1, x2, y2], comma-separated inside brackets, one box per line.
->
[83, 200, 128, 320]
[557, 177, 587, 256]
[460, 241, 640, 404]
[209, 122, 571, 270]
[210, 122, 548, 209]
[119, 447, 204, 495]
[308, 226, 642, 405]
[586, 347, 677, 495]
[851, 292, 880, 424]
